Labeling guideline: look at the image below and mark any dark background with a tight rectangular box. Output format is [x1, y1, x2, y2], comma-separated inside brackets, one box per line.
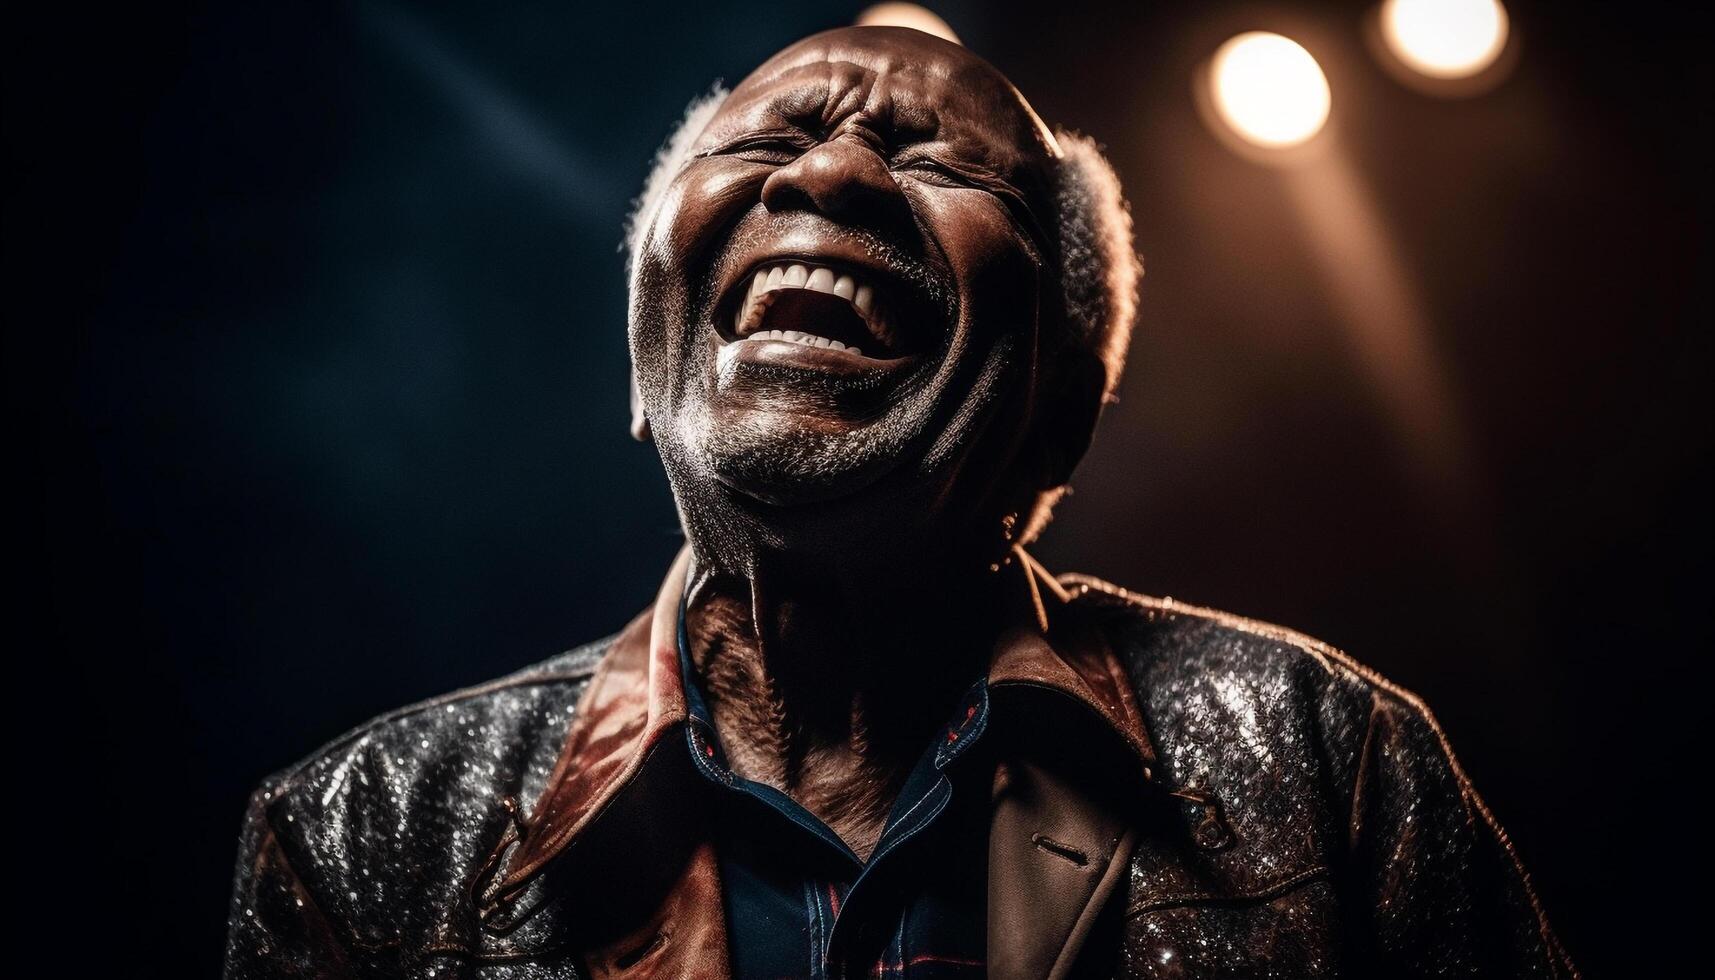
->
[10, 0, 1705, 974]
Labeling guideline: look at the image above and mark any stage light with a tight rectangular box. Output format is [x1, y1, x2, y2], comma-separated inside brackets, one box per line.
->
[1208, 32, 1332, 150]
[1379, 0, 1508, 79]
[855, 4, 961, 45]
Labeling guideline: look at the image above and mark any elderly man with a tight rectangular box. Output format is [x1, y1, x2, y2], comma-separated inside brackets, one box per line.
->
[225, 26, 1574, 979]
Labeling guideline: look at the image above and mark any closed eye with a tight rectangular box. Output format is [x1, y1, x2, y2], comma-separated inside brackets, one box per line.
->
[706, 133, 812, 166]
[897, 156, 1053, 256]
[894, 156, 975, 188]
[892, 155, 1046, 244]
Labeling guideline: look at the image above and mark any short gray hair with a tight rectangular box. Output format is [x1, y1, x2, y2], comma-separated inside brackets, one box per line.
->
[1047, 130, 1141, 403]
[623, 84, 730, 292]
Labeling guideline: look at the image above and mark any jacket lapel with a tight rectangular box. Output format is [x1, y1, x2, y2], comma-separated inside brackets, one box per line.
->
[985, 553, 1154, 978]
[474, 545, 733, 977]
[988, 755, 1138, 980]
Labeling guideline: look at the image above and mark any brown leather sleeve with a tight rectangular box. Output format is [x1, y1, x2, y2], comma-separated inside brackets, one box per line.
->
[224, 787, 357, 979]
[1344, 692, 1580, 979]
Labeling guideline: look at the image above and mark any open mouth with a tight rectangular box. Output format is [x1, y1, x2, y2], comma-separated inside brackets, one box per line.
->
[713, 259, 938, 364]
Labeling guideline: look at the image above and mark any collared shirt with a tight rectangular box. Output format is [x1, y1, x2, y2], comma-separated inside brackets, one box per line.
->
[677, 603, 992, 979]
[485, 546, 1157, 979]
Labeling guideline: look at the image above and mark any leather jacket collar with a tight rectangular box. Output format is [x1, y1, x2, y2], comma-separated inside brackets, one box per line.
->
[225, 552, 1578, 977]
[479, 546, 1158, 977]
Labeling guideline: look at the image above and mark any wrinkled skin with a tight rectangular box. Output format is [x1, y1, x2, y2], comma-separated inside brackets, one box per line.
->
[627, 27, 1100, 856]
[629, 26, 1075, 571]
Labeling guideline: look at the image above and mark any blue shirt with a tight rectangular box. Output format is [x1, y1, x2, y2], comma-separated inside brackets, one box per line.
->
[678, 608, 992, 979]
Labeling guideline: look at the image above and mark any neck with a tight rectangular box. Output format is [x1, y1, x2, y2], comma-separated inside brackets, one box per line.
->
[681, 543, 1006, 860]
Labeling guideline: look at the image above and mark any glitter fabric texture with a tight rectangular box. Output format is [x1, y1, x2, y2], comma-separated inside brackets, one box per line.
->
[225, 574, 1575, 977]
[225, 642, 608, 977]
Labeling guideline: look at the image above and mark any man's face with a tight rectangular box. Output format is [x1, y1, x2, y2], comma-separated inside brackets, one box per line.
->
[630, 27, 1058, 557]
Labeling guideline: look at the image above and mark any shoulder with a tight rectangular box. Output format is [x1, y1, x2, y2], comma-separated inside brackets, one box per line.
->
[233, 632, 616, 957]
[1056, 572, 1452, 868]
[1058, 570, 1434, 747]
[252, 636, 609, 811]
[1052, 576, 1578, 974]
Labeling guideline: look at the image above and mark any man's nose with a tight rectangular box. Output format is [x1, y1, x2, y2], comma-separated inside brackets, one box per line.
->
[759, 137, 913, 235]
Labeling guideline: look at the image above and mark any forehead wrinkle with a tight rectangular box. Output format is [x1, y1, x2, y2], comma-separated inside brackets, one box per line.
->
[826, 61, 877, 129]
[739, 58, 864, 102]
[717, 38, 1055, 188]
[718, 63, 859, 132]
[721, 60, 950, 143]
[739, 29, 1049, 141]
[748, 35, 958, 87]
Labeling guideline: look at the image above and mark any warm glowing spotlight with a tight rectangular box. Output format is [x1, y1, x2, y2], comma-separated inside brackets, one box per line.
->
[1208, 32, 1332, 149]
[855, 3, 961, 45]
[1380, 0, 1508, 79]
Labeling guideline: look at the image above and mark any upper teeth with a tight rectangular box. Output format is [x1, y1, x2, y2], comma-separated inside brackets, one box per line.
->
[731, 261, 897, 355]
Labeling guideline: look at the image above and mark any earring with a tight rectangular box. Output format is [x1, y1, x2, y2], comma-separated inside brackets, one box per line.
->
[988, 512, 1020, 572]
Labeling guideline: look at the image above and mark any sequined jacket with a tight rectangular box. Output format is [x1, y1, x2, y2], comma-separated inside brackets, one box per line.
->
[225, 555, 1577, 979]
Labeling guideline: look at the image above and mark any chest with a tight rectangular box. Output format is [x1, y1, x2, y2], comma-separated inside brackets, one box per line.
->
[359, 842, 1346, 980]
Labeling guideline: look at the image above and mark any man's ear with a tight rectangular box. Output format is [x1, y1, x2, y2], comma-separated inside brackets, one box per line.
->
[629, 367, 651, 442]
[1034, 351, 1107, 489]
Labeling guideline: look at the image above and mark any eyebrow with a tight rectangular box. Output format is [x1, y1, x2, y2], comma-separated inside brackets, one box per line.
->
[711, 79, 947, 151]
[698, 82, 830, 146]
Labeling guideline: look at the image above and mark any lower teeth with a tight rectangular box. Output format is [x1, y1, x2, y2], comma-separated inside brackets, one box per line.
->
[741, 331, 860, 356]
